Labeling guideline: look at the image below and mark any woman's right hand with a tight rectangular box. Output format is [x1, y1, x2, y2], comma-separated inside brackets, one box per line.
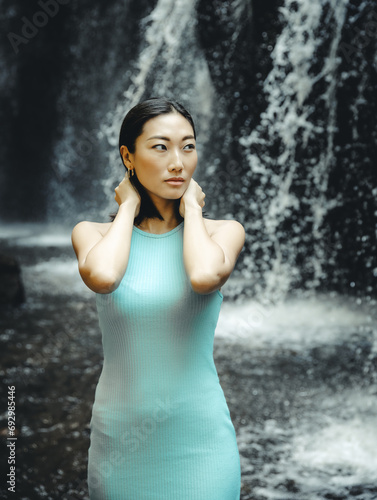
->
[114, 172, 141, 216]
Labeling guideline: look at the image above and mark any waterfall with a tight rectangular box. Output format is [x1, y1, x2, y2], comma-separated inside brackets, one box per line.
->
[239, 0, 352, 303]
[1, 0, 375, 301]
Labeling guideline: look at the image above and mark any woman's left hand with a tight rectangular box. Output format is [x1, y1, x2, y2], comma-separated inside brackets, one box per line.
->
[179, 179, 205, 217]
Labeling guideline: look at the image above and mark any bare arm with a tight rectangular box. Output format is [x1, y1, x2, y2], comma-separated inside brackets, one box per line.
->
[71, 174, 141, 294]
[180, 179, 245, 294]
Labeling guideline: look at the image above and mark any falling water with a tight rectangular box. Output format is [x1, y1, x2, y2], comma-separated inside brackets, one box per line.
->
[239, 0, 351, 303]
[36, 0, 376, 302]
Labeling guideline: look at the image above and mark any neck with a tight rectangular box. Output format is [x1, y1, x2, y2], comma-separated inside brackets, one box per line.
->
[136, 195, 182, 233]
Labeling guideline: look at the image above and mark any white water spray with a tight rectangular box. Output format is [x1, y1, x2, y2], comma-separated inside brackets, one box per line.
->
[240, 0, 349, 301]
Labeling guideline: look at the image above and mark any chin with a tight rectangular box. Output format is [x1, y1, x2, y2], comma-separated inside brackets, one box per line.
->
[166, 193, 183, 200]
[145, 186, 184, 202]
[162, 185, 187, 199]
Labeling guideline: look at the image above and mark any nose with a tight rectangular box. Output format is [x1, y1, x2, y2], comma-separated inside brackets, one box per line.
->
[168, 149, 184, 172]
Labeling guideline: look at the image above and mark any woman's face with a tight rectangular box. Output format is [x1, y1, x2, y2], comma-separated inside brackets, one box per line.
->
[123, 112, 197, 202]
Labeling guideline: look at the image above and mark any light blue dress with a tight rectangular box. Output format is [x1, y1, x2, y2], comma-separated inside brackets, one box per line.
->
[88, 221, 241, 499]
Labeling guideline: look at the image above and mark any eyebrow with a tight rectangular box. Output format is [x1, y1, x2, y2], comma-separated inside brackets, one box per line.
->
[146, 135, 195, 141]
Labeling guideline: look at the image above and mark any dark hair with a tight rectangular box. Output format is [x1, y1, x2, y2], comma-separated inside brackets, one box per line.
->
[112, 97, 196, 226]
[119, 97, 196, 154]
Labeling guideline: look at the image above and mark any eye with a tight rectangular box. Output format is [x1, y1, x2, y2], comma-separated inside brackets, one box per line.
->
[152, 144, 167, 151]
[183, 143, 196, 150]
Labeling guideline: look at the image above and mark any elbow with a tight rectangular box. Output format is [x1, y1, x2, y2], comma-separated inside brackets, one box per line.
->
[79, 266, 120, 294]
[189, 258, 234, 295]
[189, 270, 226, 295]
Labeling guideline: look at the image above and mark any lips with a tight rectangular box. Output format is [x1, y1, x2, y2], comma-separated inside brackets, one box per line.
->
[165, 177, 185, 182]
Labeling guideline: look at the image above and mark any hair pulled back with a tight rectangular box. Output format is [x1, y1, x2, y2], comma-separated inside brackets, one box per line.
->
[114, 97, 196, 226]
[119, 97, 196, 155]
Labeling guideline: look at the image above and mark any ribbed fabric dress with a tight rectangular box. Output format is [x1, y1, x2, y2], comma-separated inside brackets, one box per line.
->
[87, 221, 241, 499]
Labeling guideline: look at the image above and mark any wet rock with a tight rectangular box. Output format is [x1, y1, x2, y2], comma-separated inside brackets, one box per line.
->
[0, 253, 25, 306]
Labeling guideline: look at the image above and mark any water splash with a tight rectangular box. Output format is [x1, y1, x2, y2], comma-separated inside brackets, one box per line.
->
[239, 0, 349, 303]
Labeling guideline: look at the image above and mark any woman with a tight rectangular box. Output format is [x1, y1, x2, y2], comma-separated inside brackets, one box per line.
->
[71, 97, 245, 499]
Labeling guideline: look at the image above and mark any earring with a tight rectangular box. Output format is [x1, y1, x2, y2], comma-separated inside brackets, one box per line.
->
[130, 169, 135, 177]
[128, 168, 134, 177]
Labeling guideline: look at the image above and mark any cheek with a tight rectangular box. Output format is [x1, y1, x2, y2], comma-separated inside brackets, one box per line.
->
[136, 156, 159, 176]
[191, 161, 198, 175]
[189, 156, 198, 174]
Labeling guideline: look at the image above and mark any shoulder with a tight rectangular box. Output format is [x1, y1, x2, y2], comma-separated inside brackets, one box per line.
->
[71, 221, 112, 258]
[201, 218, 245, 275]
[203, 217, 245, 238]
[72, 220, 112, 238]
[203, 217, 245, 259]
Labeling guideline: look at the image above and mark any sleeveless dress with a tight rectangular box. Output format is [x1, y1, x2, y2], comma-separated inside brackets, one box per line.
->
[87, 221, 241, 499]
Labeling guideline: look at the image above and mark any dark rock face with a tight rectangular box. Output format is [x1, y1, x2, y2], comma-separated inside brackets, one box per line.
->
[0, 253, 25, 306]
